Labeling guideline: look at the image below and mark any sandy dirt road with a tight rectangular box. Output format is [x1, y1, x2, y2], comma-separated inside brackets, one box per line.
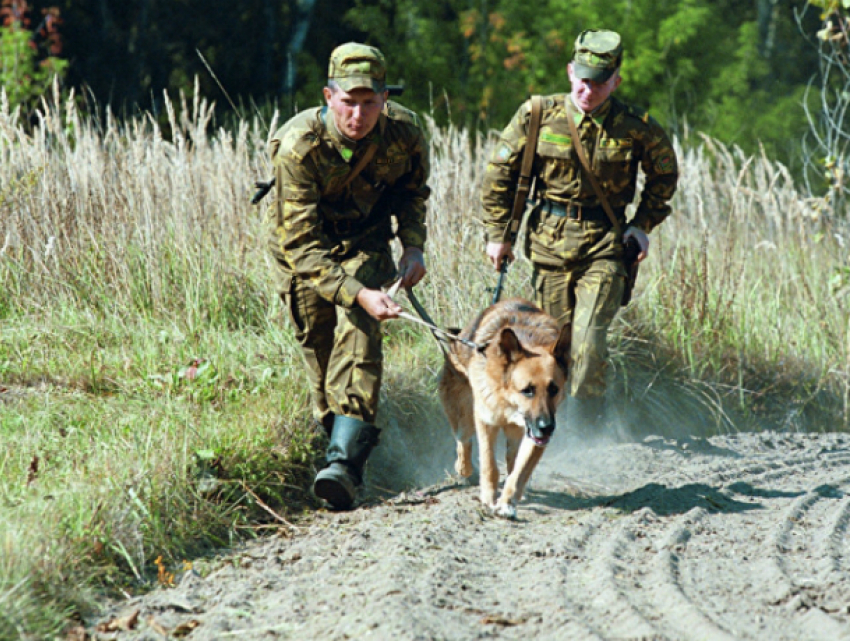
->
[90, 402, 850, 641]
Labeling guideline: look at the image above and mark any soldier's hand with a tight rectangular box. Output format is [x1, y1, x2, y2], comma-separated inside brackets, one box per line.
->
[356, 288, 403, 321]
[398, 246, 426, 288]
[486, 242, 514, 270]
[623, 226, 649, 262]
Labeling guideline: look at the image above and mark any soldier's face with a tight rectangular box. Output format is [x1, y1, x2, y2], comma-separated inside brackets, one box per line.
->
[323, 86, 388, 140]
[567, 63, 621, 112]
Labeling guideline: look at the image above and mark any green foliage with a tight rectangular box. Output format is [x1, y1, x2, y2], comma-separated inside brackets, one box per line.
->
[0, 2, 67, 112]
[809, 0, 850, 13]
[342, 0, 816, 172]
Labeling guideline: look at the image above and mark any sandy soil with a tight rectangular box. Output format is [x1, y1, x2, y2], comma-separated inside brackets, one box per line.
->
[89, 399, 850, 641]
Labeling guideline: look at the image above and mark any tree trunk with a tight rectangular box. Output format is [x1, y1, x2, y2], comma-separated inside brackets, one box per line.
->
[757, 0, 779, 59]
[283, 0, 318, 111]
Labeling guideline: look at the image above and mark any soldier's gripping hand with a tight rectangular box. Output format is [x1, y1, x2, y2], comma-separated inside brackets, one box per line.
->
[356, 288, 403, 321]
[486, 241, 515, 270]
[623, 226, 649, 262]
[398, 246, 426, 288]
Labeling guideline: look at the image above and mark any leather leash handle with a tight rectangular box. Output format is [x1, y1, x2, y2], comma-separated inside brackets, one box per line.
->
[566, 105, 622, 237]
[501, 95, 543, 244]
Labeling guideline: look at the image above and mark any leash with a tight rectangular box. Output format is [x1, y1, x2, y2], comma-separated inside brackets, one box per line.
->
[490, 257, 510, 306]
[386, 280, 479, 352]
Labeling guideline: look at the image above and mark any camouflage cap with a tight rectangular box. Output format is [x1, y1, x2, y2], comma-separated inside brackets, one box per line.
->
[572, 29, 622, 82]
[328, 42, 387, 93]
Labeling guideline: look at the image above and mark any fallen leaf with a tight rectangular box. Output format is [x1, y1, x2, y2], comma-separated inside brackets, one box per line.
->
[180, 358, 208, 381]
[26, 455, 39, 486]
[95, 608, 140, 632]
[172, 619, 202, 637]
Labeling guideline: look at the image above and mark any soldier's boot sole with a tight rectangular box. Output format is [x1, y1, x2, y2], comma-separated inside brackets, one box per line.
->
[313, 463, 357, 510]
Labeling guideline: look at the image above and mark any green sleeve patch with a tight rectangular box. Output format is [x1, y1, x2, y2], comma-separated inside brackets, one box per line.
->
[540, 132, 572, 146]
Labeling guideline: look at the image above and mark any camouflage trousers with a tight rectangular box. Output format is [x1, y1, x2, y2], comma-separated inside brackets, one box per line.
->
[532, 257, 625, 399]
[280, 249, 396, 427]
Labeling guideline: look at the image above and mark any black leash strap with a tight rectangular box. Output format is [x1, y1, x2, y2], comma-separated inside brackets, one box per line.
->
[490, 257, 510, 306]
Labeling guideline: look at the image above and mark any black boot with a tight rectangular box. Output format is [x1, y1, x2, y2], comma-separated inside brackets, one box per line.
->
[312, 415, 380, 510]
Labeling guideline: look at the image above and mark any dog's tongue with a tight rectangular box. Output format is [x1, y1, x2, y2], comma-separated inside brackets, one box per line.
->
[529, 434, 550, 447]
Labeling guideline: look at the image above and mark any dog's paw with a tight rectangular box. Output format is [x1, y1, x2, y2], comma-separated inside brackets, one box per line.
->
[493, 502, 517, 520]
[455, 461, 474, 478]
[456, 473, 475, 486]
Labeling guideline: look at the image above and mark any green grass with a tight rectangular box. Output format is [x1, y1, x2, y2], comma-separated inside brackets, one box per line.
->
[0, 93, 848, 639]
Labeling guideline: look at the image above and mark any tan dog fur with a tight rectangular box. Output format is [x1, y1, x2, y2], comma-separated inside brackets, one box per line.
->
[438, 299, 570, 518]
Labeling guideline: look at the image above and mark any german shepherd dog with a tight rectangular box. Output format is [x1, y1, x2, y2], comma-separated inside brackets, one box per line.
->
[438, 299, 571, 518]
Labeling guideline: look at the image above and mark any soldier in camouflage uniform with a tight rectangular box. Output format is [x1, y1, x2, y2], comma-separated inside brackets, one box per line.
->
[267, 43, 430, 509]
[481, 29, 678, 426]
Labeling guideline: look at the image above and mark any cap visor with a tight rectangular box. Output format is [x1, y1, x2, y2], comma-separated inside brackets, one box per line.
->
[335, 76, 386, 93]
[572, 62, 614, 83]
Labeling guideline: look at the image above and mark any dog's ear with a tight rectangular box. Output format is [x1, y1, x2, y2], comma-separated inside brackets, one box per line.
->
[551, 321, 572, 371]
[492, 327, 526, 363]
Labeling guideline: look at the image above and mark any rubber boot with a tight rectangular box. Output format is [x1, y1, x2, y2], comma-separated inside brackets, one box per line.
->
[312, 415, 380, 510]
[316, 412, 335, 438]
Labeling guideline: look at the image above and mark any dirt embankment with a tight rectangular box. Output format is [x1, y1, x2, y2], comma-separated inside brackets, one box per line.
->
[90, 405, 850, 641]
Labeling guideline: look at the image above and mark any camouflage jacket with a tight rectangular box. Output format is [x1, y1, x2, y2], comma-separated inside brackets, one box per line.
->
[268, 101, 430, 308]
[481, 94, 678, 244]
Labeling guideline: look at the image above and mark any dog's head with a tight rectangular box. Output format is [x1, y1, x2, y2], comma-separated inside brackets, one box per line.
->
[483, 323, 571, 446]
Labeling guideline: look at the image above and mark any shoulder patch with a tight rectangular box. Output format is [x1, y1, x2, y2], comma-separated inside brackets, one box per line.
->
[655, 152, 675, 173]
[495, 142, 512, 162]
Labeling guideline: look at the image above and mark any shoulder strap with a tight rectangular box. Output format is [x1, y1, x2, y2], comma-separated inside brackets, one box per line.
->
[566, 102, 622, 236]
[502, 95, 543, 244]
[251, 139, 378, 205]
[335, 142, 379, 194]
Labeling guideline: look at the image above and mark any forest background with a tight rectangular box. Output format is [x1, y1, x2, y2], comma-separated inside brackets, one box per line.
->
[5, 0, 842, 192]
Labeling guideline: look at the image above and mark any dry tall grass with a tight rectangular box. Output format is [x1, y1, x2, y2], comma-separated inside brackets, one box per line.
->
[1, 86, 849, 637]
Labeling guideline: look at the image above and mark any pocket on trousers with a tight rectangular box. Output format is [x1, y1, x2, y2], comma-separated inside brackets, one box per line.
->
[526, 207, 569, 268]
[279, 274, 310, 342]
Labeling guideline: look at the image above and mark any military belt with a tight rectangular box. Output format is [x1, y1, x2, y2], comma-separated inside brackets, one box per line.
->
[540, 199, 623, 225]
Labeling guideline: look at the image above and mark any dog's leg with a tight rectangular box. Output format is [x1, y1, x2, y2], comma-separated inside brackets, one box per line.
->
[475, 419, 500, 508]
[444, 408, 475, 479]
[495, 437, 545, 519]
[505, 433, 521, 476]
[455, 436, 474, 478]
[439, 366, 475, 479]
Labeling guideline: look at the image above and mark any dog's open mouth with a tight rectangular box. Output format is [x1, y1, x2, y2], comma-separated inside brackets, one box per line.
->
[526, 430, 551, 447]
